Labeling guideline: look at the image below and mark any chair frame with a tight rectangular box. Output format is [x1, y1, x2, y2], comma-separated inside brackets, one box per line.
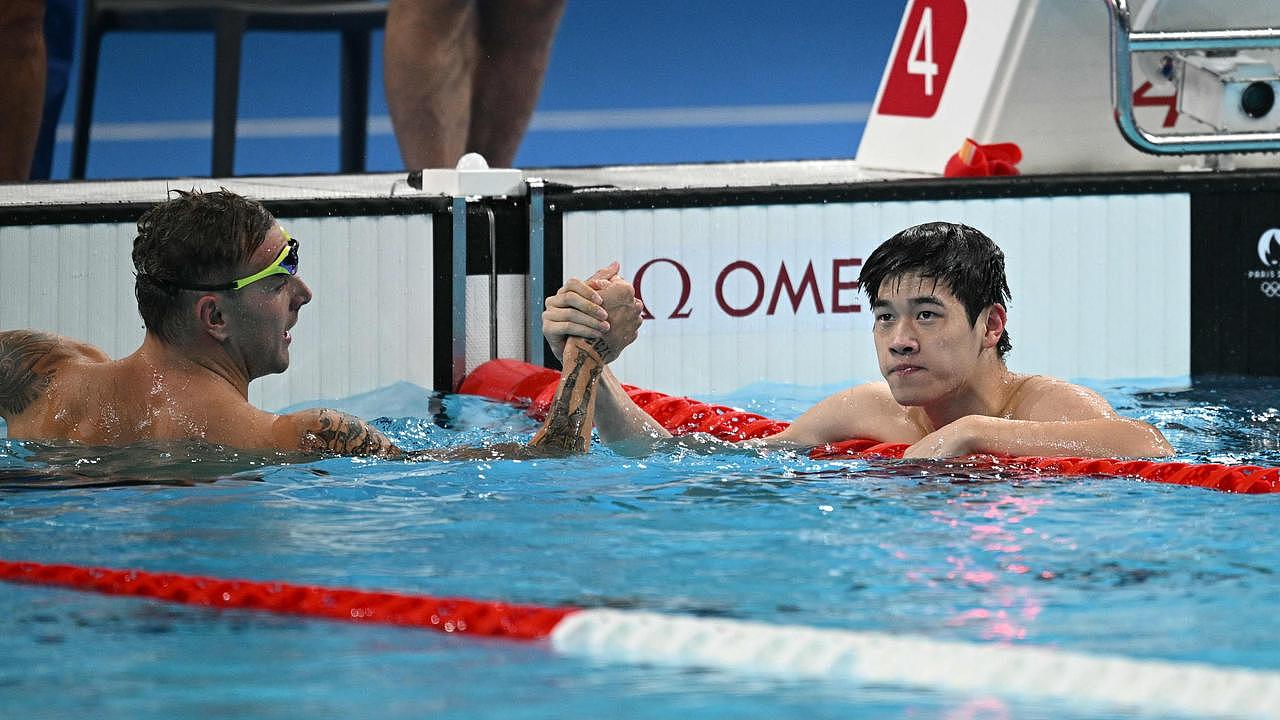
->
[71, 0, 388, 178]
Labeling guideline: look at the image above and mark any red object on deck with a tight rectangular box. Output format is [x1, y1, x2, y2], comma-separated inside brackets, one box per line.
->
[944, 138, 1022, 177]
[461, 359, 1280, 495]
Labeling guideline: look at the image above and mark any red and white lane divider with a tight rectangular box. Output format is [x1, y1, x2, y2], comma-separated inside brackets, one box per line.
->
[554, 611, 1280, 719]
[459, 359, 1280, 494]
[2, 559, 1278, 718]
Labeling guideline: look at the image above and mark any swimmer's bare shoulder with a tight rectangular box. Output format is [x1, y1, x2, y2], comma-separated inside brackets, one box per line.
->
[760, 381, 920, 447]
[0, 330, 110, 420]
[275, 408, 404, 457]
[1003, 374, 1119, 421]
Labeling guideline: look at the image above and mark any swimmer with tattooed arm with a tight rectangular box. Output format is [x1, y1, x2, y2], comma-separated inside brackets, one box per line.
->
[0, 190, 642, 458]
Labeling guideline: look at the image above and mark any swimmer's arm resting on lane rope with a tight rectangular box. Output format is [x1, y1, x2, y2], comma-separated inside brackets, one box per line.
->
[589, 362, 865, 455]
[902, 415, 1174, 458]
[592, 377, 858, 455]
[591, 365, 673, 454]
[731, 382, 919, 452]
[901, 378, 1174, 459]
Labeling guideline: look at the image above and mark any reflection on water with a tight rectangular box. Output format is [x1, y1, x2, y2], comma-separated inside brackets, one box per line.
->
[0, 440, 308, 490]
[1, 379, 1279, 720]
[1128, 376, 1280, 459]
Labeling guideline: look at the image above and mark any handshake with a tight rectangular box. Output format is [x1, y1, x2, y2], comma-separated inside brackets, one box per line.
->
[528, 262, 652, 453]
[540, 261, 644, 365]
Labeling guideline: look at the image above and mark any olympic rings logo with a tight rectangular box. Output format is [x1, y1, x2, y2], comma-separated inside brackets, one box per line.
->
[1261, 281, 1280, 298]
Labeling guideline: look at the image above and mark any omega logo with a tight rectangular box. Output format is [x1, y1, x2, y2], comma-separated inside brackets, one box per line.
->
[632, 257, 864, 320]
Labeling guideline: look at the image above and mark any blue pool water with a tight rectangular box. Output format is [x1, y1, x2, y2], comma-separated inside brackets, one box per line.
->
[1, 377, 1279, 719]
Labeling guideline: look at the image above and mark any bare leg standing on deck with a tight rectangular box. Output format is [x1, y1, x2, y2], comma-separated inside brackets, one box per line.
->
[0, 0, 45, 182]
[383, 0, 566, 169]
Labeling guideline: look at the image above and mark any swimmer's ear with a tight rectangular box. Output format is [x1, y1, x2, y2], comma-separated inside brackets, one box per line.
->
[194, 294, 231, 342]
[980, 303, 1007, 349]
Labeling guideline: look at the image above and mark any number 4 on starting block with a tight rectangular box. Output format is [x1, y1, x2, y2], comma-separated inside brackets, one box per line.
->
[878, 0, 968, 118]
[858, 0, 1214, 175]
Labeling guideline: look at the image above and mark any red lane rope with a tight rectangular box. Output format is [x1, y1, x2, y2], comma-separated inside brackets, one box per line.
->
[0, 559, 576, 639]
[6, 557, 1278, 719]
[460, 359, 1280, 495]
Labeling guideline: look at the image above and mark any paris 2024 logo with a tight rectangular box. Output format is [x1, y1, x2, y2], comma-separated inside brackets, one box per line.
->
[1251, 228, 1280, 298]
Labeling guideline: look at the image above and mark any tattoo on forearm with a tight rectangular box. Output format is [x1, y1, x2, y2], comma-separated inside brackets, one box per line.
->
[586, 336, 613, 362]
[531, 339, 604, 454]
[301, 410, 400, 457]
[0, 331, 58, 416]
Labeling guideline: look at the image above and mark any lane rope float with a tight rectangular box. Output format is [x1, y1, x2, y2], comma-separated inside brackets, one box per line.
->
[0, 559, 571, 638]
[459, 359, 1280, 494]
[3, 558, 1278, 719]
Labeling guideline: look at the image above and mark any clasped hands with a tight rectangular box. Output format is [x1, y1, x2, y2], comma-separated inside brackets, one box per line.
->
[541, 262, 644, 364]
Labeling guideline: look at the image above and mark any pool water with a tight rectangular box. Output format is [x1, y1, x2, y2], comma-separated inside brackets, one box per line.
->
[2, 377, 1279, 719]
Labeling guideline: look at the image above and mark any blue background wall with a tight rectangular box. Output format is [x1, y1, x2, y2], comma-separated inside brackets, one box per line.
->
[51, 1, 907, 179]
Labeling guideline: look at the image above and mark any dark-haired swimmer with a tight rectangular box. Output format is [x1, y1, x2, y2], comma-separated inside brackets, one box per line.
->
[0, 190, 642, 458]
[543, 222, 1174, 459]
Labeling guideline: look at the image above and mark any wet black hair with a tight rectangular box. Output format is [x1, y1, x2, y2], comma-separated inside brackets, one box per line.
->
[858, 222, 1012, 357]
[133, 189, 274, 343]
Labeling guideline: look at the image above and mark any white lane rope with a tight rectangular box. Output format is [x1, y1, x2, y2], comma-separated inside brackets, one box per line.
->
[552, 609, 1280, 719]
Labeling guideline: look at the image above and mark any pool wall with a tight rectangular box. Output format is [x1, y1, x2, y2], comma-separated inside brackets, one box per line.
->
[0, 184, 450, 410]
[3, 166, 1280, 405]
[537, 169, 1280, 393]
[558, 194, 1188, 395]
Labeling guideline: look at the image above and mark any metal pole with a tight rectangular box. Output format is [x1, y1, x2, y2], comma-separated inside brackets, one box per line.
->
[526, 179, 546, 367]
[451, 196, 468, 391]
[485, 206, 498, 361]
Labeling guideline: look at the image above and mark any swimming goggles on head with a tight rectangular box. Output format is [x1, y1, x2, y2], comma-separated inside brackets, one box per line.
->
[149, 233, 300, 292]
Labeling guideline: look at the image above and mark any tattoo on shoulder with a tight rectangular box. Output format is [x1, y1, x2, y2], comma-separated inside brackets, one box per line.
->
[300, 409, 400, 457]
[0, 331, 60, 416]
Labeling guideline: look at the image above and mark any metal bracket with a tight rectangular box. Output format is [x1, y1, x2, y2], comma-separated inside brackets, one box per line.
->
[526, 179, 547, 368]
[1104, 0, 1280, 154]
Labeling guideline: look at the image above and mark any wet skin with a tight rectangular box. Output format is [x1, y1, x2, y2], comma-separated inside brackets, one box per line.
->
[0, 243, 646, 459]
[0, 225, 316, 448]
